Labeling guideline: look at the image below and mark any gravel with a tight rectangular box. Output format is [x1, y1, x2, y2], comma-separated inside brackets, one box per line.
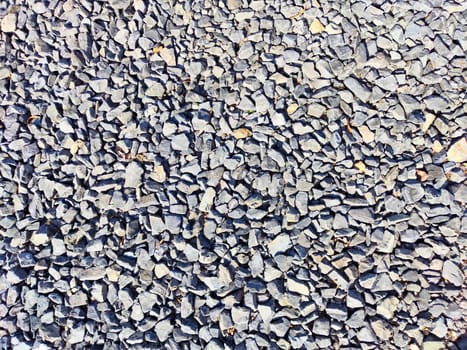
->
[0, 0, 466, 349]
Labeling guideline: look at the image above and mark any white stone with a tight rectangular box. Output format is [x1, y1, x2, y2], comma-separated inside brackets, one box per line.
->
[31, 233, 49, 246]
[268, 234, 291, 256]
[155, 319, 173, 342]
[199, 187, 216, 212]
[1, 13, 16, 33]
[160, 47, 176, 66]
[286, 277, 309, 295]
[376, 296, 398, 319]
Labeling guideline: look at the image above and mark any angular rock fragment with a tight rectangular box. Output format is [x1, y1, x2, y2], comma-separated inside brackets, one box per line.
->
[447, 138, 467, 163]
[159, 47, 176, 66]
[344, 77, 371, 102]
[442, 260, 463, 286]
[199, 187, 216, 212]
[155, 320, 173, 342]
[1, 13, 16, 33]
[268, 234, 292, 256]
[376, 296, 398, 319]
[124, 162, 144, 188]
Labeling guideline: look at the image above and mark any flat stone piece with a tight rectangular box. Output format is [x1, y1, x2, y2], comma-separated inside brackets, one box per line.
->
[0, 0, 465, 347]
[313, 317, 330, 336]
[442, 260, 463, 286]
[287, 277, 309, 295]
[424, 95, 448, 112]
[146, 82, 165, 97]
[1, 13, 16, 33]
[160, 47, 176, 66]
[124, 162, 144, 188]
[447, 138, 467, 163]
[79, 267, 106, 281]
[375, 75, 397, 91]
[30, 232, 49, 246]
[343, 77, 371, 102]
[171, 134, 190, 151]
[89, 79, 108, 93]
[349, 208, 374, 223]
[199, 187, 216, 212]
[268, 234, 292, 256]
[357, 125, 375, 143]
[238, 42, 254, 60]
[376, 296, 398, 319]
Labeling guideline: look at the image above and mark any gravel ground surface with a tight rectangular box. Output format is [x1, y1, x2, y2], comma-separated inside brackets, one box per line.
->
[0, 0, 466, 349]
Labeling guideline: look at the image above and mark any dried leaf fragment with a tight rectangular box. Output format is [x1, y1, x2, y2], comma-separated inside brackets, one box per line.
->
[310, 18, 325, 34]
[26, 115, 40, 124]
[447, 138, 467, 163]
[346, 120, 353, 133]
[232, 128, 252, 139]
[116, 146, 132, 160]
[135, 153, 149, 162]
[289, 5, 306, 19]
[355, 161, 366, 173]
[226, 327, 236, 336]
[416, 169, 428, 182]
[152, 45, 164, 55]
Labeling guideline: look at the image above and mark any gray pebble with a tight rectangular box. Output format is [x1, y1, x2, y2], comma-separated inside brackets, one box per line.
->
[155, 320, 174, 342]
[89, 79, 108, 93]
[348, 208, 374, 224]
[171, 134, 190, 151]
[343, 77, 371, 102]
[424, 95, 449, 112]
[313, 317, 330, 336]
[238, 42, 254, 60]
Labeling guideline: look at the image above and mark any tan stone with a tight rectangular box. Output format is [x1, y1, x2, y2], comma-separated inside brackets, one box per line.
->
[153, 165, 166, 183]
[159, 47, 176, 66]
[310, 18, 325, 34]
[421, 113, 436, 133]
[370, 320, 392, 340]
[376, 296, 398, 319]
[287, 103, 299, 115]
[447, 137, 467, 162]
[106, 267, 120, 282]
[357, 125, 375, 143]
[431, 140, 443, 153]
[232, 128, 252, 139]
[30, 233, 49, 246]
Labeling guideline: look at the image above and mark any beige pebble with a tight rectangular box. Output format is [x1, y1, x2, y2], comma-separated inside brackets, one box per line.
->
[159, 47, 176, 66]
[447, 138, 467, 163]
[431, 140, 443, 153]
[357, 125, 375, 143]
[310, 18, 325, 34]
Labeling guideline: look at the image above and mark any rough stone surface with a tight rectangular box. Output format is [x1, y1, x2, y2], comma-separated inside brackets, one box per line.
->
[0, 1, 465, 349]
